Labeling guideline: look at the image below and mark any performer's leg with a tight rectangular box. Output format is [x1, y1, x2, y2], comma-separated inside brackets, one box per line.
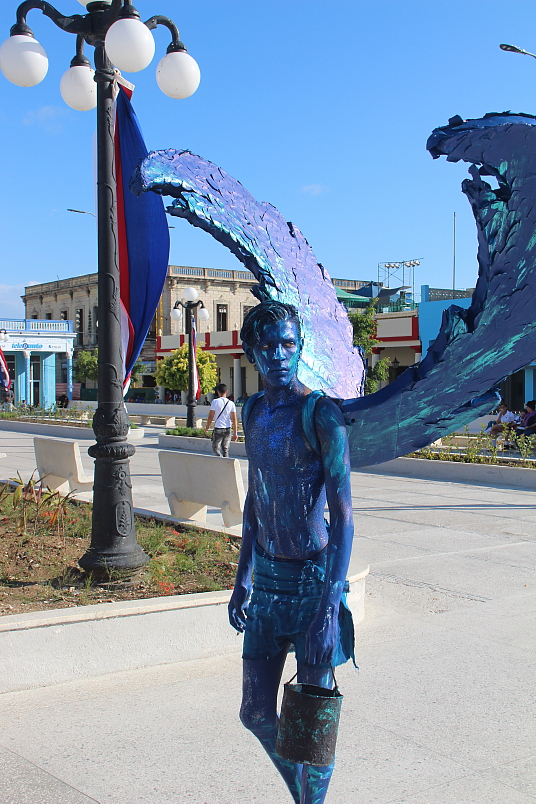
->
[240, 649, 303, 803]
[297, 665, 335, 804]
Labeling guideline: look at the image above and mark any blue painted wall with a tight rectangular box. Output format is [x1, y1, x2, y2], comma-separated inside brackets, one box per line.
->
[418, 298, 472, 354]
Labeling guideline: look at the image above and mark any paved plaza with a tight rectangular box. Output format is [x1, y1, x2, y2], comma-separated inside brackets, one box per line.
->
[0, 428, 534, 803]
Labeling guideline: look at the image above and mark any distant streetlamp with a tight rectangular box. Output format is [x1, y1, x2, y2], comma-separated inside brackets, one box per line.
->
[67, 208, 96, 217]
[171, 287, 209, 427]
[500, 43, 536, 60]
[0, 0, 200, 576]
[0, 329, 9, 343]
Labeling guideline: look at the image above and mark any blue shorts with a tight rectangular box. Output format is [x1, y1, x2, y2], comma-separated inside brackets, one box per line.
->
[242, 542, 355, 668]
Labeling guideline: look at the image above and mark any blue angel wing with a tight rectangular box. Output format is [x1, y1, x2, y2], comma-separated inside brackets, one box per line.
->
[342, 112, 536, 466]
[131, 149, 365, 400]
[132, 115, 536, 469]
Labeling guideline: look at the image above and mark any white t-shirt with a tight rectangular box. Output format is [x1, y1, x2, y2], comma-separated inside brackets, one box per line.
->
[498, 410, 515, 424]
[210, 396, 236, 428]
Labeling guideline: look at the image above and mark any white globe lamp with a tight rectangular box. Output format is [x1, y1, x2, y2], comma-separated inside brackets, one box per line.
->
[182, 286, 198, 303]
[0, 34, 48, 87]
[156, 50, 200, 99]
[170, 306, 182, 321]
[60, 65, 96, 111]
[198, 307, 210, 322]
[77, 1, 112, 5]
[105, 18, 155, 72]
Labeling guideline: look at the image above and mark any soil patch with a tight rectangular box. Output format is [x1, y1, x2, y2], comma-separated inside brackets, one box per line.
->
[0, 481, 239, 616]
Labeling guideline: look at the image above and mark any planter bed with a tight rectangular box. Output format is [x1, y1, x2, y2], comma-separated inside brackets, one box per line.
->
[0, 419, 144, 441]
[0, 486, 368, 692]
[359, 456, 536, 489]
[159, 433, 247, 457]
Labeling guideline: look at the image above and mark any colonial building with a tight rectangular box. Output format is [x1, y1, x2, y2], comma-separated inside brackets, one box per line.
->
[23, 266, 376, 399]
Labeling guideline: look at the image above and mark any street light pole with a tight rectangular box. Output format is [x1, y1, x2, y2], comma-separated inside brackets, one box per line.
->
[0, 0, 201, 575]
[82, 35, 144, 573]
[171, 288, 209, 427]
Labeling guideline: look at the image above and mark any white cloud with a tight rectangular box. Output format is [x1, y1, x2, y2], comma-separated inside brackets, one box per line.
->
[0, 285, 26, 319]
[23, 105, 69, 134]
[301, 184, 328, 197]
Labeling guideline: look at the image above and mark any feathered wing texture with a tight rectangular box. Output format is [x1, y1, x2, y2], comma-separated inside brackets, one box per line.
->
[132, 117, 536, 469]
[131, 149, 365, 399]
[342, 112, 536, 466]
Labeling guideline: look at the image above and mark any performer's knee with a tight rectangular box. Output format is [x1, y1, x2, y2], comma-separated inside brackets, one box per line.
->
[239, 702, 276, 737]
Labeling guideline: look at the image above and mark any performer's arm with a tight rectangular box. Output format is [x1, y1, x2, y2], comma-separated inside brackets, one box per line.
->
[205, 410, 215, 432]
[305, 397, 354, 665]
[228, 474, 257, 631]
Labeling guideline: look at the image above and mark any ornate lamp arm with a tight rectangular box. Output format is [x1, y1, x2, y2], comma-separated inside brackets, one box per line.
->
[144, 15, 186, 52]
[11, 0, 123, 39]
[12, 1, 85, 36]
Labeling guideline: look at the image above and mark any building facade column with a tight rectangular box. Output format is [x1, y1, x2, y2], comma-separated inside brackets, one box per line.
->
[66, 348, 73, 401]
[23, 350, 31, 406]
[232, 354, 242, 399]
[411, 345, 422, 364]
[42, 353, 56, 409]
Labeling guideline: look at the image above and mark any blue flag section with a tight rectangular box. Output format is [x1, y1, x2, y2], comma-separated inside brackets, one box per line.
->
[115, 86, 169, 386]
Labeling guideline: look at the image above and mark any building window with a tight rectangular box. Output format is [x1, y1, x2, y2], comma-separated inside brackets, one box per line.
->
[31, 314, 38, 320]
[60, 310, 68, 320]
[75, 308, 84, 347]
[45, 313, 52, 320]
[243, 305, 253, 322]
[217, 304, 228, 332]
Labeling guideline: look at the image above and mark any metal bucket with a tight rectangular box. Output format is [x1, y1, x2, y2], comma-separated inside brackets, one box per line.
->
[275, 669, 343, 766]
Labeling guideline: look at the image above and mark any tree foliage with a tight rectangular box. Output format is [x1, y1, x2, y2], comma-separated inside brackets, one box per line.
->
[154, 345, 218, 393]
[348, 301, 390, 395]
[74, 350, 98, 384]
[74, 349, 143, 385]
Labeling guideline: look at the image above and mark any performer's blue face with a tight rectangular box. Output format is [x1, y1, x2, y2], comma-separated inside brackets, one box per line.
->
[253, 319, 301, 388]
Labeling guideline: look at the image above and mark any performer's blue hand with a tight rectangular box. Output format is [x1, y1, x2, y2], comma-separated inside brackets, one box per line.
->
[228, 584, 251, 632]
[304, 606, 339, 666]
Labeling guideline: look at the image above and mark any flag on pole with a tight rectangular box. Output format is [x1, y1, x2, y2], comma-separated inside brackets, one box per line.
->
[191, 315, 201, 401]
[0, 348, 11, 390]
[114, 83, 170, 388]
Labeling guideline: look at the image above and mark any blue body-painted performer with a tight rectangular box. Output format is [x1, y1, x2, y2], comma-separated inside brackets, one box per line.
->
[228, 300, 355, 804]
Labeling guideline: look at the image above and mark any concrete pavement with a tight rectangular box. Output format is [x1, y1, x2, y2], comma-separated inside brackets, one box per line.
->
[0, 428, 535, 803]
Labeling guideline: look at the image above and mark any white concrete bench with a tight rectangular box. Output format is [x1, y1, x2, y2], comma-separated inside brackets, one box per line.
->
[34, 437, 93, 495]
[139, 414, 177, 427]
[131, 415, 203, 428]
[158, 450, 245, 528]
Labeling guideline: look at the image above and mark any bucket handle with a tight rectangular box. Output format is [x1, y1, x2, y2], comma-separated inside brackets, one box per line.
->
[287, 664, 340, 695]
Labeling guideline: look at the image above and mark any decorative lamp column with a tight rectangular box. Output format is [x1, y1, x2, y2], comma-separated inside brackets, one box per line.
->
[0, 0, 200, 575]
[66, 347, 73, 400]
[22, 349, 31, 405]
[232, 354, 242, 399]
[171, 288, 209, 427]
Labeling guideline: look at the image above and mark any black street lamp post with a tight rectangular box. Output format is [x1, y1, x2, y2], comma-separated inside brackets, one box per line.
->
[170, 288, 209, 427]
[0, 0, 200, 575]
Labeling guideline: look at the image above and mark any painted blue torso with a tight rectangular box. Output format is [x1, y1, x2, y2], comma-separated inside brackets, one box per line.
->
[245, 393, 328, 559]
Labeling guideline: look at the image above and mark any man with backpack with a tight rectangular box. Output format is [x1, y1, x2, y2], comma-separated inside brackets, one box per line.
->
[205, 383, 238, 457]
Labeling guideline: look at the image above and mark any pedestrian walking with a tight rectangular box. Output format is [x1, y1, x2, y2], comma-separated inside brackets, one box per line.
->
[205, 383, 238, 456]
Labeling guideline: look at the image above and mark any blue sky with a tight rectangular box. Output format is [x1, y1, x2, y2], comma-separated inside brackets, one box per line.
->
[1, 0, 536, 317]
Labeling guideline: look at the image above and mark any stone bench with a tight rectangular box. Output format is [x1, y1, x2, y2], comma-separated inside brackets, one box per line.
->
[159, 450, 245, 528]
[33, 437, 93, 495]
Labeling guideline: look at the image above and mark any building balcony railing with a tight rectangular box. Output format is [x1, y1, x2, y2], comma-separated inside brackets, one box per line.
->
[0, 318, 74, 332]
[169, 265, 253, 282]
